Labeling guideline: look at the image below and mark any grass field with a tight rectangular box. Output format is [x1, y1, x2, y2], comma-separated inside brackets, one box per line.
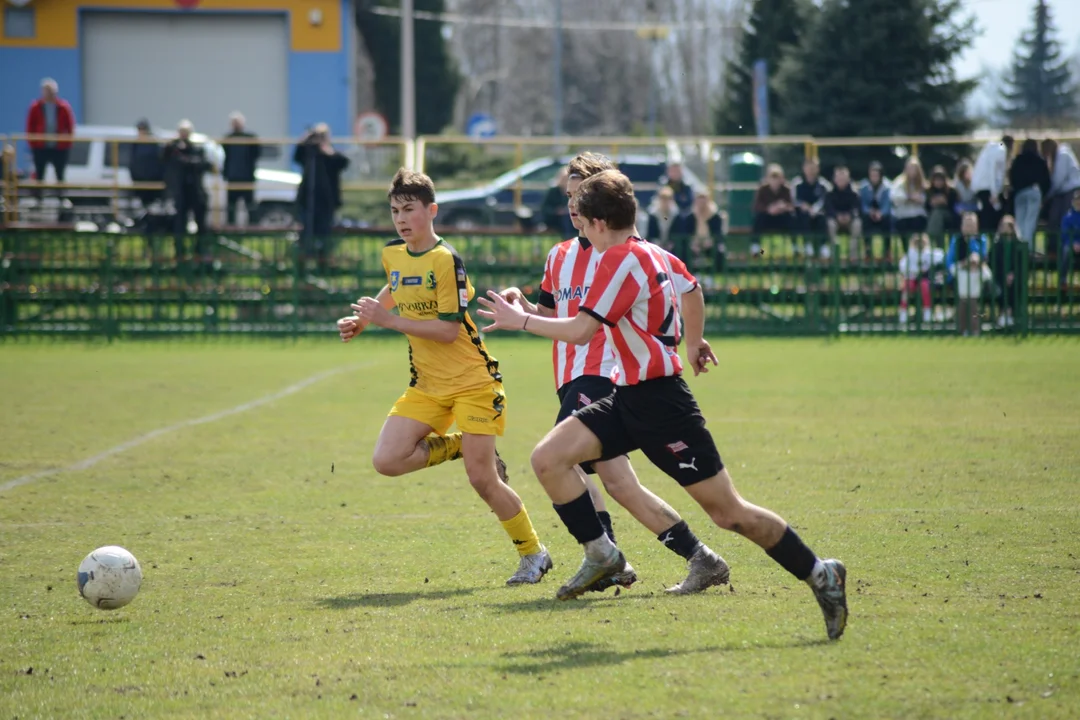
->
[1, 337, 1079, 719]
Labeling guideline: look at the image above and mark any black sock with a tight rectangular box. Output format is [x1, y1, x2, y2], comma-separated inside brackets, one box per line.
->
[553, 491, 606, 545]
[657, 521, 702, 560]
[597, 511, 616, 544]
[765, 526, 818, 581]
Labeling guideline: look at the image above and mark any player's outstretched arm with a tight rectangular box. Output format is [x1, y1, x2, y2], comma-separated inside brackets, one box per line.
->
[337, 286, 395, 342]
[498, 287, 555, 317]
[351, 296, 459, 344]
[478, 291, 597, 344]
[681, 286, 718, 376]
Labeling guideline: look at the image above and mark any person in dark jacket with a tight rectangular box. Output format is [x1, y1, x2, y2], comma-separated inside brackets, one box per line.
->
[1008, 138, 1051, 248]
[162, 119, 212, 261]
[540, 168, 574, 237]
[25, 78, 76, 200]
[664, 162, 695, 212]
[222, 111, 261, 226]
[825, 166, 862, 260]
[925, 165, 959, 246]
[751, 164, 795, 257]
[128, 119, 164, 210]
[792, 158, 830, 254]
[989, 215, 1025, 329]
[293, 123, 349, 267]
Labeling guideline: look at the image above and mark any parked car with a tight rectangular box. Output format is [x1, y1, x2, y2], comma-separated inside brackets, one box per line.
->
[433, 154, 705, 230]
[19, 125, 301, 228]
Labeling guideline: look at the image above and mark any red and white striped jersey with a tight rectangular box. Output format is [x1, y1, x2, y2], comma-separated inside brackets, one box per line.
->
[538, 237, 617, 389]
[580, 237, 698, 386]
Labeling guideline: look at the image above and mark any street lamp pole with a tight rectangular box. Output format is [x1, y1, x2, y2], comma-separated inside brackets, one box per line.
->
[401, 0, 416, 142]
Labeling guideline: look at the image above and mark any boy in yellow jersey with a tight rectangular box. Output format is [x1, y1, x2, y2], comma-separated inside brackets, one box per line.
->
[336, 168, 552, 585]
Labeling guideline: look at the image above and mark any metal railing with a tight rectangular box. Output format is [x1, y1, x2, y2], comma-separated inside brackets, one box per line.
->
[2, 231, 1076, 339]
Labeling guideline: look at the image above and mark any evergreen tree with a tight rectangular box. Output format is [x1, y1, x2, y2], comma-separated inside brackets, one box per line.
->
[776, 0, 978, 176]
[714, 0, 806, 136]
[356, 0, 460, 135]
[999, 0, 1077, 128]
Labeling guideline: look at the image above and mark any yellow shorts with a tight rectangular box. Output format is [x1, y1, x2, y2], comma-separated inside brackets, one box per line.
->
[388, 382, 506, 436]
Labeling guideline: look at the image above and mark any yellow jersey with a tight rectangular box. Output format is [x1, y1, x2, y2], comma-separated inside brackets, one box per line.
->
[382, 238, 501, 395]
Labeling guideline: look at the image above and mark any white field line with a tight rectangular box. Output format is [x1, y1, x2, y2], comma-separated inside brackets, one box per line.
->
[0, 363, 371, 494]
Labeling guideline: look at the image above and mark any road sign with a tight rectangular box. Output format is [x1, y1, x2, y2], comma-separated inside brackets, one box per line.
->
[354, 112, 389, 142]
[466, 113, 497, 139]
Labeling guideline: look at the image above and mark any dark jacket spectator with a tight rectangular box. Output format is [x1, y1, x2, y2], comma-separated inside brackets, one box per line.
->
[222, 112, 261, 225]
[294, 124, 350, 265]
[1059, 191, 1080, 287]
[825, 183, 861, 218]
[1009, 144, 1051, 197]
[664, 162, 695, 211]
[751, 164, 794, 256]
[925, 166, 958, 240]
[162, 120, 212, 258]
[792, 159, 830, 235]
[128, 119, 164, 209]
[989, 216, 1025, 325]
[646, 186, 690, 255]
[541, 168, 573, 237]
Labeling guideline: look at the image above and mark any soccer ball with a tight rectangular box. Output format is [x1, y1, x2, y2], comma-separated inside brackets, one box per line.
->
[77, 546, 143, 610]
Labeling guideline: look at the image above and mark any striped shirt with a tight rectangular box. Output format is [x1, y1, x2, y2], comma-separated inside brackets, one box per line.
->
[538, 237, 616, 389]
[579, 237, 697, 386]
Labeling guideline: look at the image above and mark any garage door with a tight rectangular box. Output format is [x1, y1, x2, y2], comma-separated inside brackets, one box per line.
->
[82, 12, 288, 142]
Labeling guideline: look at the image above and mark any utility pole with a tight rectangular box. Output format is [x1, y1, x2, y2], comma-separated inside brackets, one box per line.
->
[401, 0, 416, 141]
[553, 0, 564, 137]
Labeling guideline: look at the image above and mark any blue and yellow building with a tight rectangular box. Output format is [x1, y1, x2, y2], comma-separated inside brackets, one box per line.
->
[0, 0, 355, 141]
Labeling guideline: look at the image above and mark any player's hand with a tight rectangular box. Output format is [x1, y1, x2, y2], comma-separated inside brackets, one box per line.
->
[351, 297, 392, 329]
[686, 340, 719, 377]
[336, 315, 366, 343]
[499, 287, 525, 305]
[477, 290, 528, 332]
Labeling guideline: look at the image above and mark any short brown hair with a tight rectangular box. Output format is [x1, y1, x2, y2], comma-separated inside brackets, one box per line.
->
[567, 152, 615, 180]
[388, 168, 436, 205]
[575, 169, 637, 231]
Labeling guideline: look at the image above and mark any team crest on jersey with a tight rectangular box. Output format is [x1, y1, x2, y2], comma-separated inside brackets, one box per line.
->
[390, 270, 400, 291]
[426, 270, 437, 290]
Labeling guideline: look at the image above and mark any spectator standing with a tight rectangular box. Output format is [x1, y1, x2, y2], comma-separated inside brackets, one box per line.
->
[792, 159, 831, 255]
[750, 164, 794, 257]
[1058, 189, 1080, 292]
[128, 119, 164, 210]
[971, 135, 1014, 233]
[953, 160, 979, 215]
[925, 165, 958, 245]
[1008, 139, 1051, 248]
[293, 123, 349, 267]
[824, 166, 862, 260]
[541, 167, 574, 237]
[162, 119, 212, 261]
[860, 161, 892, 256]
[947, 212, 990, 281]
[891, 158, 928, 252]
[947, 211, 991, 336]
[897, 233, 944, 325]
[25, 77, 76, 200]
[989, 215, 1024, 329]
[1042, 140, 1080, 241]
[686, 191, 725, 272]
[663, 161, 695, 212]
[645, 186, 689, 258]
[222, 111, 261, 227]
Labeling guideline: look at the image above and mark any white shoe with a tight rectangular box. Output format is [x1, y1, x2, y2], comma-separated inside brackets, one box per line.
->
[996, 315, 1007, 329]
[506, 546, 553, 585]
[899, 309, 909, 324]
[922, 309, 932, 324]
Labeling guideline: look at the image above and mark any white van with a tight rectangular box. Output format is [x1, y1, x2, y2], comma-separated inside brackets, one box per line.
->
[31, 125, 301, 228]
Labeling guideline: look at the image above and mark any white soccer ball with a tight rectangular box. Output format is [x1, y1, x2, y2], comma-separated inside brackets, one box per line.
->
[77, 546, 143, 610]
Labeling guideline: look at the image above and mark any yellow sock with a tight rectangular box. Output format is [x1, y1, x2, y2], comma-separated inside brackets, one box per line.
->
[500, 507, 541, 556]
[424, 433, 463, 468]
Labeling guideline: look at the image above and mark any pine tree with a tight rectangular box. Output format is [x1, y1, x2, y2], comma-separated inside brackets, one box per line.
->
[714, 0, 806, 136]
[776, 0, 978, 176]
[999, 0, 1077, 128]
[356, 0, 460, 135]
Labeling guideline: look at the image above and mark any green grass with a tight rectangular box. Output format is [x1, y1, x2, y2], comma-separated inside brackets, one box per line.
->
[1, 338, 1079, 719]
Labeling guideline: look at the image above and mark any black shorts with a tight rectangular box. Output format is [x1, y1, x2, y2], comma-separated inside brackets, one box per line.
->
[556, 375, 618, 475]
[573, 375, 724, 487]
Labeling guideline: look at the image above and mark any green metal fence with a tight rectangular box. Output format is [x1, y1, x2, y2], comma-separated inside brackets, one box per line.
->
[1, 231, 1077, 338]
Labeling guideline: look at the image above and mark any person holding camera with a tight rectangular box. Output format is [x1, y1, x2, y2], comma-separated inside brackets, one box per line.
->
[293, 123, 349, 267]
[162, 119, 212, 262]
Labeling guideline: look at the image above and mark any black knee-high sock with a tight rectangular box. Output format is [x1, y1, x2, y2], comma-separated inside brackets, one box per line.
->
[657, 521, 702, 560]
[597, 511, 615, 544]
[765, 526, 818, 581]
[553, 491, 606, 545]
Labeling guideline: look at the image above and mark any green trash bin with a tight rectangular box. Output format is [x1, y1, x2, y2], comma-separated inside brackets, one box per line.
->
[728, 152, 763, 231]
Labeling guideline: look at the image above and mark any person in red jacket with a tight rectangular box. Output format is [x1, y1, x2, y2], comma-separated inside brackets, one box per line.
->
[25, 78, 76, 199]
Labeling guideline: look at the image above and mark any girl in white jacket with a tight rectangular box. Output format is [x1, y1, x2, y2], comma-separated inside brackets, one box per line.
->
[898, 233, 944, 324]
